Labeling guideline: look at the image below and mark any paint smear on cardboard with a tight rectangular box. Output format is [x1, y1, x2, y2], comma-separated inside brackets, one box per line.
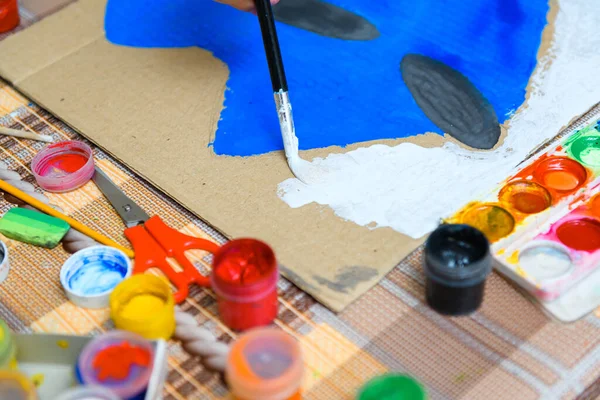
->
[278, 0, 600, 239]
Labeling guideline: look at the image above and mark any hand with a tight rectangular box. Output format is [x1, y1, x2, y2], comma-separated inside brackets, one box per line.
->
[214, 0, 280, 13]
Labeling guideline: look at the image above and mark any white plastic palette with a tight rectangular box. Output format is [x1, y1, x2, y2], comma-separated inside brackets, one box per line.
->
[450, 104, 600, 322]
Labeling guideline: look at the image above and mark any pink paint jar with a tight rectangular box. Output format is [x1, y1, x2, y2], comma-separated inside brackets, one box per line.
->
[211, 239, 279, 331]
[31, 141, 95, 192]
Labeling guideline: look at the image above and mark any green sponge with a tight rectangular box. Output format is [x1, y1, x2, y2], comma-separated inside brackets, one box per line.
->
[0, 208, 70, 249]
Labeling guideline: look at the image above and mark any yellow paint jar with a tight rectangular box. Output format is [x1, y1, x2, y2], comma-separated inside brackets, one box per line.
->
[109, 274, 176, 340]
[0, 370, 38, 400]
[0, 319, 16, 370]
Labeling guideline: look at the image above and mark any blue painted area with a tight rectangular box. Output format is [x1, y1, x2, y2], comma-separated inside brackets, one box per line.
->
[104, 0, 549, 156]
[66, 251, 129, 296]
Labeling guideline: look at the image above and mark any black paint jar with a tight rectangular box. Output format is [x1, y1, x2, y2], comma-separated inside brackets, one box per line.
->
[424, 224, 492, 316]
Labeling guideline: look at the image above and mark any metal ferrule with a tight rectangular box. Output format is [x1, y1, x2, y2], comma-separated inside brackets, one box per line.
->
[274, 90, 298, 158]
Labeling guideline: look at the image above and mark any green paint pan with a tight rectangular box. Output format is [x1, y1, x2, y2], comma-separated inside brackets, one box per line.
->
[0, 208, 70, 249]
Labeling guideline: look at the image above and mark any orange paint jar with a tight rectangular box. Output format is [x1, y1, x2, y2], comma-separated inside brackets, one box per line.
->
[226, 328, 304, 400]
[0, 0, 19, 34]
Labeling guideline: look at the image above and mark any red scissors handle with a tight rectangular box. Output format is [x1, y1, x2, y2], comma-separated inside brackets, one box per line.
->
[125, 216, 219, 304]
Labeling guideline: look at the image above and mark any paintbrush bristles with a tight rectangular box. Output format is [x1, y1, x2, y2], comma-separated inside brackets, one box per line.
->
[0, 126, 53, 143]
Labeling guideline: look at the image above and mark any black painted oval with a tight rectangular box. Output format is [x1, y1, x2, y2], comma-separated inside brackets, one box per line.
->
[400, 54, 501, 150]
[273, 0, 379, 41]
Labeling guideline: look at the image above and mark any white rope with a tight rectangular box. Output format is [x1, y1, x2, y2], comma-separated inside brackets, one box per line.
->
[174, 310, 230, 372]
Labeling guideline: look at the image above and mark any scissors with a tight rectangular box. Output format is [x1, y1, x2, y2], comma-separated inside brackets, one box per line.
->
[92, 167, 219, 303]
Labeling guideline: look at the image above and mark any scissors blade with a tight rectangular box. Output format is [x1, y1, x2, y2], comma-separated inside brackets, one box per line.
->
[92, 167, 150, 228]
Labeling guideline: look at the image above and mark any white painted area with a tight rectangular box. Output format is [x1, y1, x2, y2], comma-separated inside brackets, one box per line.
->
[277, 0, 600, 239]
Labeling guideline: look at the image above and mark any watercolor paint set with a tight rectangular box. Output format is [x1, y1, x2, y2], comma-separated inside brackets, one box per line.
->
[449, 109, 600, 322]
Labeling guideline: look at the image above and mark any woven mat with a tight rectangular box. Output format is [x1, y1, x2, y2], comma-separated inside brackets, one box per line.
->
[1, 3, 600, 399]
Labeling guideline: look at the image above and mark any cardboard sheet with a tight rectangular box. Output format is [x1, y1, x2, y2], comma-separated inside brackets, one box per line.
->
[0, 0, 551, 311]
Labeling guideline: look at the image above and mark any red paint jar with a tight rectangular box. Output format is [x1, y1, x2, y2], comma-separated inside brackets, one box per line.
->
[211, 239, 278, 331]
[0, 0, 19, 34]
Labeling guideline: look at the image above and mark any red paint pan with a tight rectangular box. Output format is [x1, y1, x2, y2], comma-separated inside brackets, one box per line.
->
[31, 141, 95, 193]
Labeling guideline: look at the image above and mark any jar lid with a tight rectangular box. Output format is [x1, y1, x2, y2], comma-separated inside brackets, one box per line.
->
[31, 140, 95, 193]
[357, 374, 426, 400]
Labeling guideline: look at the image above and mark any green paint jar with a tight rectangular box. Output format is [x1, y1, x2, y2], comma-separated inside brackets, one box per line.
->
[357, 374, 426, 400]
[0, 319, 16, 369]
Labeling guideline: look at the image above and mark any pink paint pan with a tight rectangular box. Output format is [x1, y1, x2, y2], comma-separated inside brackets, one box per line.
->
[31, 140, 95, 193]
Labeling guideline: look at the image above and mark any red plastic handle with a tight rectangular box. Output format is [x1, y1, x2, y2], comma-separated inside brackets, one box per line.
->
[145, 215, 219, 282]
[124, 225, 191, 303]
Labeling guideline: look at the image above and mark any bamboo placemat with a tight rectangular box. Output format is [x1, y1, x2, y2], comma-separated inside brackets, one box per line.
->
[1, 3, 600, 399]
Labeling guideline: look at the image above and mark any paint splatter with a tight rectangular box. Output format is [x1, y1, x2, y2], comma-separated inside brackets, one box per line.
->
[31, 374, 44, 387]
[105, 0, 548, 156]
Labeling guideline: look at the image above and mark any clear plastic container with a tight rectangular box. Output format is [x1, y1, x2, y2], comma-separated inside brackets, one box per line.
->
[77, 331, 154, 399]
[226, 328, 303, 400]
[31, 141, 95, 192]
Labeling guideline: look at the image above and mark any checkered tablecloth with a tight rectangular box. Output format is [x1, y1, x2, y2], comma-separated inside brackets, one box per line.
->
[1, 2, 600, 399]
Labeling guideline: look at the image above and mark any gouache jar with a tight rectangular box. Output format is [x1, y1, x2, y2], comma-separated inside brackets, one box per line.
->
[423, 224, 492, 316]
[31, 141, 95, 193]
[0, 370, 37, 400]
[357, 374, 427, 400]
[110, 274, 176, 340]
[0, 0, 19, 34]
[60, 246, 132, 309]
[211, 239, 279, 331]
[0, 239, 10, 285]
[226, 328, 303, 400]
[0, 318, 16, 369]
[77, 331, 154, 400]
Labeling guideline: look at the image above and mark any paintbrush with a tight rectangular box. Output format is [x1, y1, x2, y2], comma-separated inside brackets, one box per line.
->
[254, 0, 329, 184]
[0, 126, 53, 143]
[0, 178, 134, 258]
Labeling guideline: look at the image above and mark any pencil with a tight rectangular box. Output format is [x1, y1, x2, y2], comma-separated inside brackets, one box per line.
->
[0, 126, 53, 143]
[0, 178, 135, 258]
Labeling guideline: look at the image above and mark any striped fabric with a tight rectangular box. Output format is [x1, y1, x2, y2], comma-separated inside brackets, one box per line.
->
[1, 2, 600, 399]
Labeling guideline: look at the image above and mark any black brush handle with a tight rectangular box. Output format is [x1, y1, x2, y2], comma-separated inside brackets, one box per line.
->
[254, 0, 288, 92]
